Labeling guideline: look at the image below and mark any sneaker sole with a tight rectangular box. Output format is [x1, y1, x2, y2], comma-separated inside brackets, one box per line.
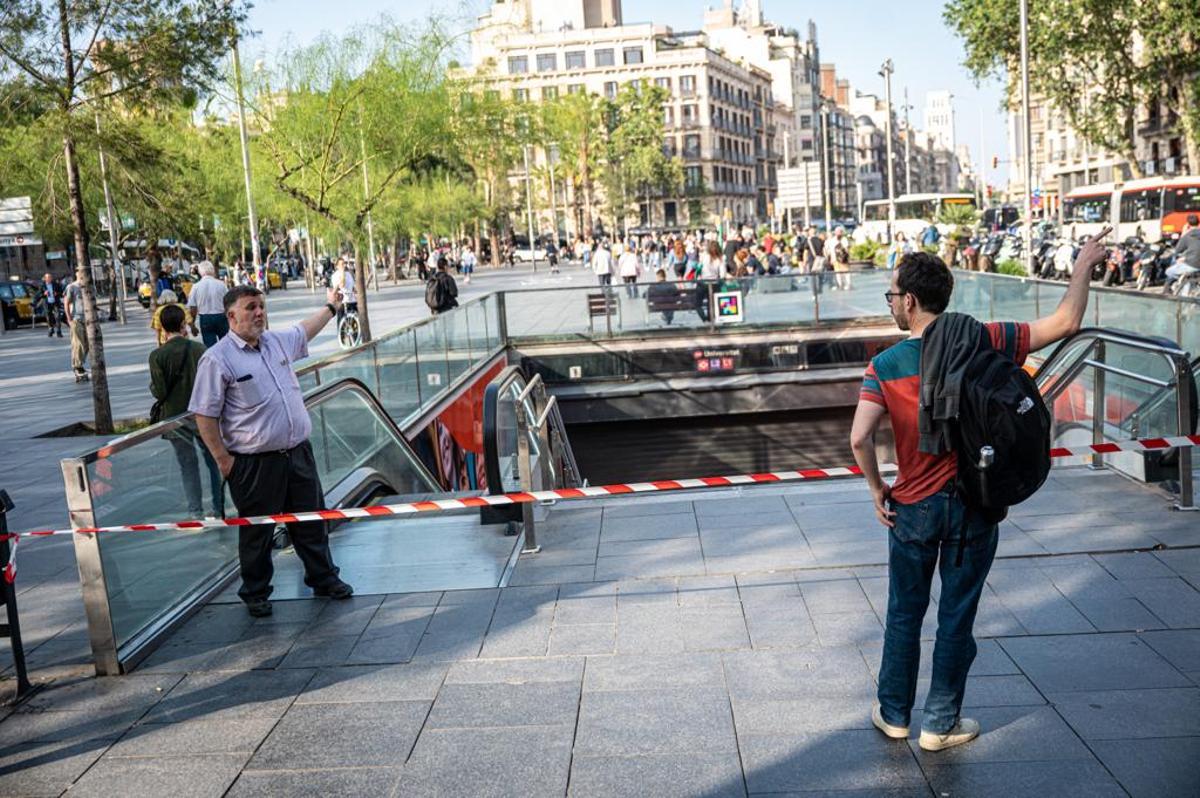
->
[918, 731, 979, 751]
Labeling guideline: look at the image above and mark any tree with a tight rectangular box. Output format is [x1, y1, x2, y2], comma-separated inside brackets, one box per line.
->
[255, 22, 452, 341]
[944, 1, 1200, 177]
[543, 91, 605, 239]
[0, 0, 245, 433]
[598, 84, 683, 236]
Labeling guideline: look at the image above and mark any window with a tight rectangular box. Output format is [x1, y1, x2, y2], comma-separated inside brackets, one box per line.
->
[664, 201, 678, 228]
[507, 56, 528, 74]
[663, 137, 677, 157]
[680, 75, 696, 97]
[623, 47, 643, 65]
[567, 83, 585, 95]
[681, 104, 698, 125]
[663, 106, 674, 126]
[683, 134, 701, 159]
[655, 76, 671, 91]
[512, 88, 528, 102]
[604, 81, 618, 99]
[536, 53, 557, 72]
[542, 85, 559, 100]
[1119, 189, 1161, 223]
[565, 50, 586, 70]
[595, 48, 614, 67]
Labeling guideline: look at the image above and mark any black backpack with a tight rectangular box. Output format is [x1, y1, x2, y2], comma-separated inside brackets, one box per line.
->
[953, 338, 1052, 519]
[424, 276, 444, 311]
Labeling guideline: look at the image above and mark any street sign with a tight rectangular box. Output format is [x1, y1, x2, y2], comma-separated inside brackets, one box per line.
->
[0, 235, 42, 247]
[776, 164, 823, 211]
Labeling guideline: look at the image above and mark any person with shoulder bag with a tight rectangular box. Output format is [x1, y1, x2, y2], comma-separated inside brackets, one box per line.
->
[150, 304, 223, 519]
[850, 233, 1111, 753]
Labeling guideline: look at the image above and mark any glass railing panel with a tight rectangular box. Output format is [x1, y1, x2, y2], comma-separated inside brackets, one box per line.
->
[504, 286, 600, 338]
[484, 293, 501, 352]
[815, 269, 892, 323]
[443, 307, 474, 385]
[415, 318, 450, 397]
[298, 371, 319, 393]
[375, 329, 422, 422]
[87, 421, 238, 648]
[85, 382, 439, 656]
[1095, 292, 1179, 344]
[948, 271, 992, 320]
[1176, 298, 1198, 361]
[987, 275, 1039, 325]
[467, 299, 491, 361]
[311, 346, 380, 398]
[740, 274, 818, 325]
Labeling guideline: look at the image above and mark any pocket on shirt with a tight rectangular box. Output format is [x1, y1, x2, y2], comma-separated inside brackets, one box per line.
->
[228, 375, 265, 408]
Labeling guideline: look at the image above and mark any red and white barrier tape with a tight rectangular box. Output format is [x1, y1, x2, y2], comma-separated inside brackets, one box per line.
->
[0, 433, 1195, 581]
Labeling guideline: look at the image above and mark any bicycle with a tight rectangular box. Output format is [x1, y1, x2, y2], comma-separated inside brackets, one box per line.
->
[337, 303, 361, 349]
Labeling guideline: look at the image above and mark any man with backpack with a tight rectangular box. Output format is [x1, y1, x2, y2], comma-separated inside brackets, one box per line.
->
[425, 256, 458, 315]
[850, 230, 1110, 751]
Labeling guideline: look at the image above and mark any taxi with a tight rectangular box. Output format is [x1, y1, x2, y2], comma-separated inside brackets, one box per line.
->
[0, 281, 35, 330]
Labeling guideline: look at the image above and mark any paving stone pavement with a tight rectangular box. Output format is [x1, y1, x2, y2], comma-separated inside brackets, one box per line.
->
[0, 470, 1193, 796]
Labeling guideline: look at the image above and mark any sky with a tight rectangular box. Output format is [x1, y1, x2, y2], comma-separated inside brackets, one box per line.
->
[244, 0, 1010, 187]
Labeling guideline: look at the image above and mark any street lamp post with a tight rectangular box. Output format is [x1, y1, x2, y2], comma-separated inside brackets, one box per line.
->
[522, 144, 538, 272]
[820, 102, 834, 233]
[903, 86, 913, 195]
[229, 28, 262, 286]
[880, 59, 897, 244]
[94, 113, 126, 324]
[1019, 0, 1035, 274]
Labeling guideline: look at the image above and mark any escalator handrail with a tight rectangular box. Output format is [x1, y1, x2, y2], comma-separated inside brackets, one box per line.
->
[482, 365, 531, 496]
[66, 376, 441, 492]
[1034, 327, 1190, 403]
[1033, 328, 1197, 436]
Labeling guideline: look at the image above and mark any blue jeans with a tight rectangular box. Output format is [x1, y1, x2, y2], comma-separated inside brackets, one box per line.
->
[877, 487, 998, 733]
[198, 313, 228, 348]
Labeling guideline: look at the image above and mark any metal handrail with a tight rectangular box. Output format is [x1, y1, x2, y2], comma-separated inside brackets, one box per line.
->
[64, 376, 444, 676]
[1033, 327, 1195, 510]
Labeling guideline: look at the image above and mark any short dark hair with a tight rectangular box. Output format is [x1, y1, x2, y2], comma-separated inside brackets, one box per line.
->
[223, 285, 262, 314]
[1188, 214, 1199, 227]
[160, 304, 186, 333]
[436, 256, 448, 270]
[896, 251, 954, 314]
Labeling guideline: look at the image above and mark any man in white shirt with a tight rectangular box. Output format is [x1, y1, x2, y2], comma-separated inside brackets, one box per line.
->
[592, 243, 613, 286]
[618, 243, 641, 297]
[187, 260, 230, 347]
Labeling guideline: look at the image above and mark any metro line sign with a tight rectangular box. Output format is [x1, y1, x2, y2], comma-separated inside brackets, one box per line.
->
[0, 234, 42, 247]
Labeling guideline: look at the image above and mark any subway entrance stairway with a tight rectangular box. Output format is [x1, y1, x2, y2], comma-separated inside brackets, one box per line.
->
[0, 270, 1197, 795]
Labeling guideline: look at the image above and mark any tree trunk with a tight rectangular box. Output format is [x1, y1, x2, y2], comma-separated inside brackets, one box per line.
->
[581, 150, 594, 238]
[57, 0, 112, 433]
[489, 222, 501, 269]
[353, 239, 372, 343]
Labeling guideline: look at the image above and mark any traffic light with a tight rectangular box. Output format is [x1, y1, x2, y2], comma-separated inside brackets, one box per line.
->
[991, 155, 999, 169]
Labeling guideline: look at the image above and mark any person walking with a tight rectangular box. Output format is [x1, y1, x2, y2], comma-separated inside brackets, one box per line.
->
[150, 304, 223, 519]
[187, 261, 229, 347]
[618, 242, 641, 298]
[331, 257, 358, 327]
[830, 226, 852, 290]
[850, 234, 1110, 751]
[426, 256, 459, 315]
[63, 271, 90, 382]
[461, 243, 478, 283]
[190, 285, 354, 617]
[40, 272, 64, 338]
[592, 241, 613, 287]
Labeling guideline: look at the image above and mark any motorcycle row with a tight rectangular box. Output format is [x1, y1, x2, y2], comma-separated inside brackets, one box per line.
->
[963, 228, 1197, 298]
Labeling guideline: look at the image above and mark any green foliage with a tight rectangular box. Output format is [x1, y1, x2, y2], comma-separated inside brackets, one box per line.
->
[937, 202, 979, 229]
[944, 0, 1200, 173]
[598, 83, 683, 231]
[850, 240, 881, 262]
[995, 258, 1026, 276]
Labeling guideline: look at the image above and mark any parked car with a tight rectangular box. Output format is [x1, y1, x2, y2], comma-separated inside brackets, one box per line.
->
[0, 281, 35, 329]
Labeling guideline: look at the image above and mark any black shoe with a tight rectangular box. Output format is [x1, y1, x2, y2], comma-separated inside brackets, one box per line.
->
[312, 580, 354, 599]
[246, 599, 273, 617]
[57, 331, 63, 338]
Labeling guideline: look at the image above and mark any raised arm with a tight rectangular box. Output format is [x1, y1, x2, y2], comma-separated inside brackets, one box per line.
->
[1028, 226, 1111, 352]
[299, 286, 343, 342]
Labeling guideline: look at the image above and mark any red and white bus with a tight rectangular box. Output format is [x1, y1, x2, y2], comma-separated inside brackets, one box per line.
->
[1062, 175, 1200, 242]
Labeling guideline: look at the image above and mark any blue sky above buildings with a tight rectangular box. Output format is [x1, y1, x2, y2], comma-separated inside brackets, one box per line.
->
[245, 0, 1009, 187]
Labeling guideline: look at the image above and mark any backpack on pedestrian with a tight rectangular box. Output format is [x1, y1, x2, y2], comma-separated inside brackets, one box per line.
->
[424, 276, 445, 312]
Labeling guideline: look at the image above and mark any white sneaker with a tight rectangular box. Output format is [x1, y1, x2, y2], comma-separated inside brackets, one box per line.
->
[919, 717, 980, 751]
[871, 704, 909, 739]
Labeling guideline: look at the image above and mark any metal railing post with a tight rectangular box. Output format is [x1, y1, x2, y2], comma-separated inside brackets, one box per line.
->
[515, 404, 540, 553]
[1174, 352, 1196, 511]
[496, 292, 509, 350]
[1091, 340, 1106, 470]
[812, 273, 821, 324]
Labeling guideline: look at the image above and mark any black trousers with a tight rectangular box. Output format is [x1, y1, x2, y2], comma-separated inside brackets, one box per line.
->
[226, 441, 339, 602]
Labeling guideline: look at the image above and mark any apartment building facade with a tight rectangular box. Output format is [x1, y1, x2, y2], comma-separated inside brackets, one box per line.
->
[467, 0, 783, 235]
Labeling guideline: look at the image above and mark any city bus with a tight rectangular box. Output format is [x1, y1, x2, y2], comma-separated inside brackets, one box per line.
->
[859, 193, 977, 242]
[1063, 175, 1200, 242]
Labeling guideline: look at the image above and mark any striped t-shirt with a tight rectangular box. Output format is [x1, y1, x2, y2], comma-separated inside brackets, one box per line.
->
[860, 321, 1031, 504]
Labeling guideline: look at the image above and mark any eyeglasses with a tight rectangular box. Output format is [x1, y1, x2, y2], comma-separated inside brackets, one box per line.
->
[883, 291, 906, 305]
